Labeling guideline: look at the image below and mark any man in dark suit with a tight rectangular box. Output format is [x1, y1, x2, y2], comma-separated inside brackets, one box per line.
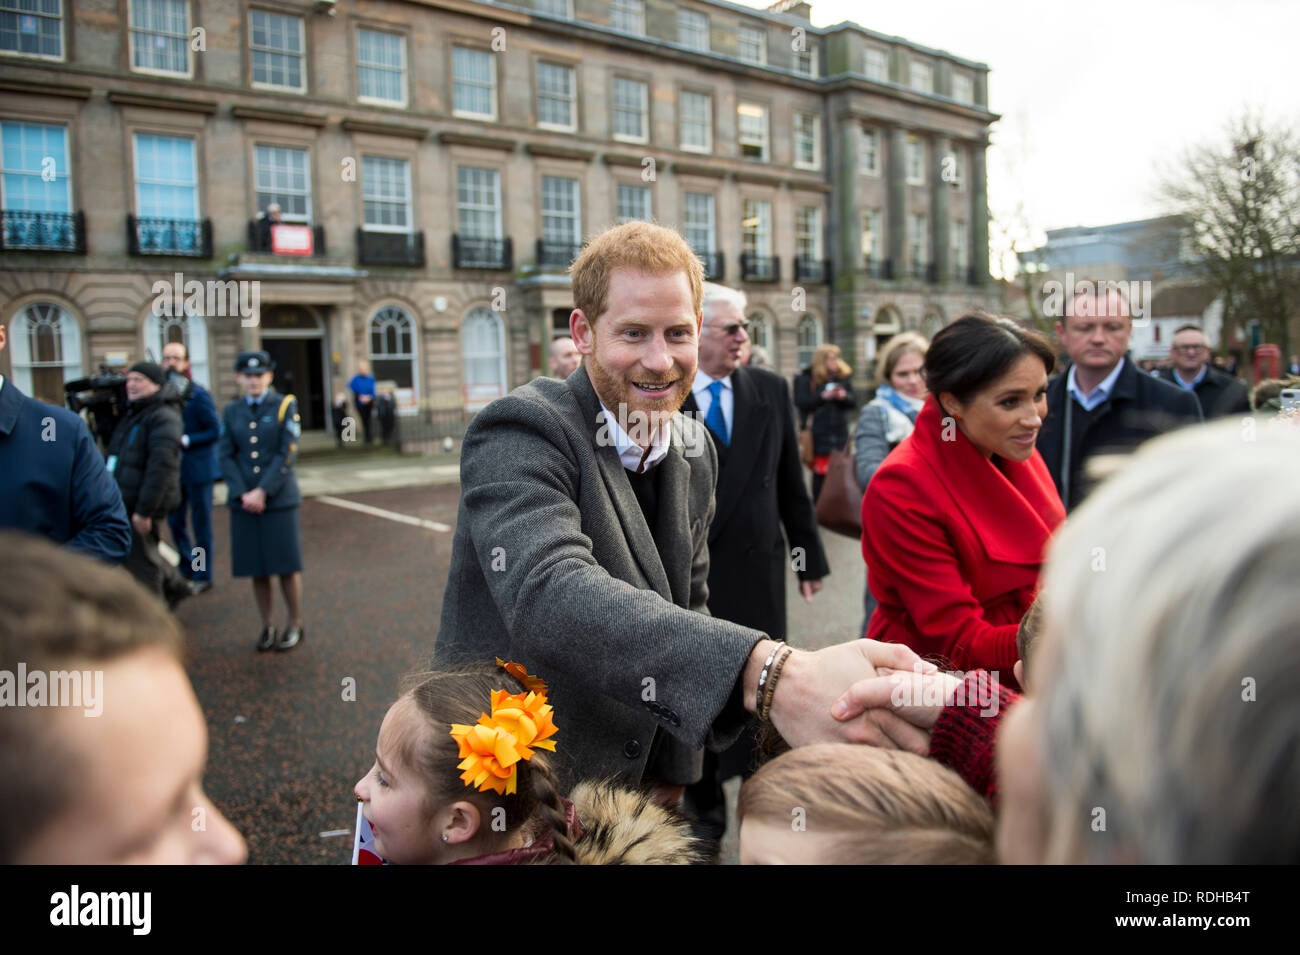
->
[0, 323, 131, 563]
[1158, 325, 1251, 420]
[1038, 286, 1202, 511]
[681, 282, 829, 842]
[162, 342, 220, 594]
[433, 221, 925, 796]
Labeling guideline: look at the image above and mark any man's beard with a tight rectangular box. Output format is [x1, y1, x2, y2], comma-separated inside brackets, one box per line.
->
[585, 341, 693, 444]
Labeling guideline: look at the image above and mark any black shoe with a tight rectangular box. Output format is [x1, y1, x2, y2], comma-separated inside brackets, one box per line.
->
[190, 579, 213, 596]
[256, 625, 277, 652]
[165, 579, 195, 610]
[276, 626, 304, 652]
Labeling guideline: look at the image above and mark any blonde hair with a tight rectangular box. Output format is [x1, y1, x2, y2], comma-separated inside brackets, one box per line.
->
[810, 343, 851, 388]
[569, 221, 704, 324]
[738, 743, 994, 863]
[875, 331, 929, 383]
[1037, 419, 1300, 863]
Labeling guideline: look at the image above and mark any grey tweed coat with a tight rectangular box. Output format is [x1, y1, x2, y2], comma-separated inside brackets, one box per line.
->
[434, 366, 765, 790]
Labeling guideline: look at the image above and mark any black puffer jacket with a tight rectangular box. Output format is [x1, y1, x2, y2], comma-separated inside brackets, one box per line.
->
[793, 368, 857, 456]
[105, 383, 183, 518]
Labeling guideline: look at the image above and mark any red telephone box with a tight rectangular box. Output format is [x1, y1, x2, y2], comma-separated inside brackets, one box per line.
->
[1253, 344, 1280, 384]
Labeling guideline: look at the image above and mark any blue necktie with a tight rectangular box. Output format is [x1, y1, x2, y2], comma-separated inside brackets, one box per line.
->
[705, 381, 729, 446]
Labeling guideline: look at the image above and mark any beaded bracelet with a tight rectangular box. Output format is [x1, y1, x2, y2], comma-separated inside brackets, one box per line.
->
[759, 644, 794, 723]
[754, 640, 786, 716]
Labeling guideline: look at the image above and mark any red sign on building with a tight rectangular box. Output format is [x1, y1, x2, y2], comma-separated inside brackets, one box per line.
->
[271, 224, 314, 257]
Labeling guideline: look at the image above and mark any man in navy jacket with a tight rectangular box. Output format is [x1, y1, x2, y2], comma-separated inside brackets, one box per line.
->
[162, 342, 220, 593]
[0, 323, 131, 563]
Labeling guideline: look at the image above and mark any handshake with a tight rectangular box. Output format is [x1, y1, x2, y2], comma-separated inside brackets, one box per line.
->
[745, 638, 966, 755]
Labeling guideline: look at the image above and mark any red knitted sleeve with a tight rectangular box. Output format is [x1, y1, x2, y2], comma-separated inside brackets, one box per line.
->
[927, 670, 1019, 809]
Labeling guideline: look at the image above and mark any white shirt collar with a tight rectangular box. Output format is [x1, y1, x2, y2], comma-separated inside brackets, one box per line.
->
[597, 399, 671, 473]
[691, 370, 732, 396]
[1067, 356, 1126, 409]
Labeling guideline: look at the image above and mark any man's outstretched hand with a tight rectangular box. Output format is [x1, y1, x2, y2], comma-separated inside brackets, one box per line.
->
[746, 639, 937, 749]
[828, 668, 965, 755]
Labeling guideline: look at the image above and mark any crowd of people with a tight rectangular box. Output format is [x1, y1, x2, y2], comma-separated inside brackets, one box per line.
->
[1, 219, 1297, 867]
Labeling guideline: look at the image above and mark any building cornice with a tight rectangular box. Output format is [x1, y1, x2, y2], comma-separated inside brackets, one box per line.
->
[341, 118, 430, 140]
[105, 91, 218, 114]
[437, 131, 517, 151]
[0, 77, 92, 100]
[231, 106, 329, 128]
[524, 143, 596, 162]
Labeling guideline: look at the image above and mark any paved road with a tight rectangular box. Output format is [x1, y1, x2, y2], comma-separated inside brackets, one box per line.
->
[183, 481, 867, 864]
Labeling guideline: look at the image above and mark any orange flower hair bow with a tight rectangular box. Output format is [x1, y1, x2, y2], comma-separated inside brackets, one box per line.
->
[449, 686, 559, 796]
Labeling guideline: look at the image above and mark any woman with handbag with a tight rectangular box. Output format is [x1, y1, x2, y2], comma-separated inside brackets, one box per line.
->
[853, 332, 928, 633]
[793, 344, 855, 502]
[860, 315, 1064, 688]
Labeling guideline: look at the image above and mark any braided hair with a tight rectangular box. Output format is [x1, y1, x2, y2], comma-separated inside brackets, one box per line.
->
[399, 664, 576, 863]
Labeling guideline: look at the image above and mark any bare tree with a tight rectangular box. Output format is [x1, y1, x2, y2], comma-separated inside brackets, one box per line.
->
[1160, 113, 1300, 357]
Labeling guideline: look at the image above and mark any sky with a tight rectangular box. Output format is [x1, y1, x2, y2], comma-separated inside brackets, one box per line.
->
[738, 0, 1300, 277]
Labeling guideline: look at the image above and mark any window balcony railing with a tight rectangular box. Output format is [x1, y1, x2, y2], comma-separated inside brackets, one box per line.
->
[910, 261, 936, 283]
[865, 258, 893, 280]
[452, 234, 512, 270]
[357, 229, 425, 267]
[535, 239, 582, 270]
[0, 210, 86, 253]
[127, 215, 213, 257]
[695, 250, 724, 281]
[967, 264, 980, 286]
[740, 253, 780, 283]
[793, 256, 829, 284]
[247, 220, 326, 256]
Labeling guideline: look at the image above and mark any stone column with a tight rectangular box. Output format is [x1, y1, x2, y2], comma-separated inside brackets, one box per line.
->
[971, 138, 990, 285]
[888, 125, 907, 273]
[932, 135, 951, 283]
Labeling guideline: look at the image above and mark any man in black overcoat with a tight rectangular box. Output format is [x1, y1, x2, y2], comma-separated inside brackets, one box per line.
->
[680, 282, 829, 844]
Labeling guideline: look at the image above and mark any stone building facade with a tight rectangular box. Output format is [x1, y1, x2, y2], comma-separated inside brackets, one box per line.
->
[1, 0, 1000, 428]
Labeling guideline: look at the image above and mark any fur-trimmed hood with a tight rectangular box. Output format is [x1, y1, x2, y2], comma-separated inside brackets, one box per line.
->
[543, 780, 709, 865]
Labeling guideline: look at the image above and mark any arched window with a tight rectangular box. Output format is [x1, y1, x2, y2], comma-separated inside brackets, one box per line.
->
[746, 311, 774, 370]
[796, 313, 822, 370]
[144, 311, 210, 388]
[369, 306, 417, 394]
[8, 303, 83, 404]
[462, 307, 507, 410]
[921, 312, 944, 339]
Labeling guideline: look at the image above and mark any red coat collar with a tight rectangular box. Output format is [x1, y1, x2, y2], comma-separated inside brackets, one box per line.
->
[909, 397, 1065, 564]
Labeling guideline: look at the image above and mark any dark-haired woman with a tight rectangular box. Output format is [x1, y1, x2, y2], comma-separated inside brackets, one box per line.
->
[860, 314, 1065, 689]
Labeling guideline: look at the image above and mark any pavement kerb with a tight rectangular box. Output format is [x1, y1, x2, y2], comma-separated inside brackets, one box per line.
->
[212, 451, 463, 506]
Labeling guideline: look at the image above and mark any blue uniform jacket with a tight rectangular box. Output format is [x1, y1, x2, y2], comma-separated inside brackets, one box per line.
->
[178, 379, 221, 485]
[218, 390, 302, 510]
[0, 377, 132, 563]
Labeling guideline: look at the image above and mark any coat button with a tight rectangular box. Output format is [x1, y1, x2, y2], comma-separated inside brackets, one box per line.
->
[249, 421, 257, 429]
[623, 739, 641, 759]
[253, 466, 261, 473]
[251, 451, 259, 459]
[250, 436, 258, 444]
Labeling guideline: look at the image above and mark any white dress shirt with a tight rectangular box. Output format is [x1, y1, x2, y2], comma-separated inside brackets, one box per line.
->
[596, 398, 670, 473]
[1067, 357, 1126, 412]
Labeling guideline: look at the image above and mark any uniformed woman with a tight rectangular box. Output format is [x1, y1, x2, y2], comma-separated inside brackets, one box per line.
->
[218, 351, 305, 652]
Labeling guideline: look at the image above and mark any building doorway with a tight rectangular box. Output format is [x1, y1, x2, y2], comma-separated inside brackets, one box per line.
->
[260, 305, 327, 430]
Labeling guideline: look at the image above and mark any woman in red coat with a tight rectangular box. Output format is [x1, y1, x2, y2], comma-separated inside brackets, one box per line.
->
[861, 314, 1064, 689]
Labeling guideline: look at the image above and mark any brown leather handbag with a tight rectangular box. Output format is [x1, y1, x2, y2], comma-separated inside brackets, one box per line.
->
[815, 445, 864, 538]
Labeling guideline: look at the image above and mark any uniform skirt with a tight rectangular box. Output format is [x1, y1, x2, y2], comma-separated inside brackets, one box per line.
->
[230, 506, 303, 577]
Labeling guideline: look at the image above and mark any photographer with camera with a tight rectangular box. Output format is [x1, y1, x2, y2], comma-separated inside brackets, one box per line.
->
[104, 361, 188, 605]
[0, 324, 131, 563]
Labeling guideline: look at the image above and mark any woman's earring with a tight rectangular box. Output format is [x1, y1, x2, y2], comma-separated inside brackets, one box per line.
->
[441, 833, 449, 843]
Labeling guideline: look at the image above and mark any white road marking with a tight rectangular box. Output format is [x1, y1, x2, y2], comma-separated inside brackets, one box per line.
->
[319, 829, 351, 839]
[315, 495, 451, 532]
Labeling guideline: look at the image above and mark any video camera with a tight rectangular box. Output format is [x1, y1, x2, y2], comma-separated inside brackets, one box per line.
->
[64, 368, 128, 449]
